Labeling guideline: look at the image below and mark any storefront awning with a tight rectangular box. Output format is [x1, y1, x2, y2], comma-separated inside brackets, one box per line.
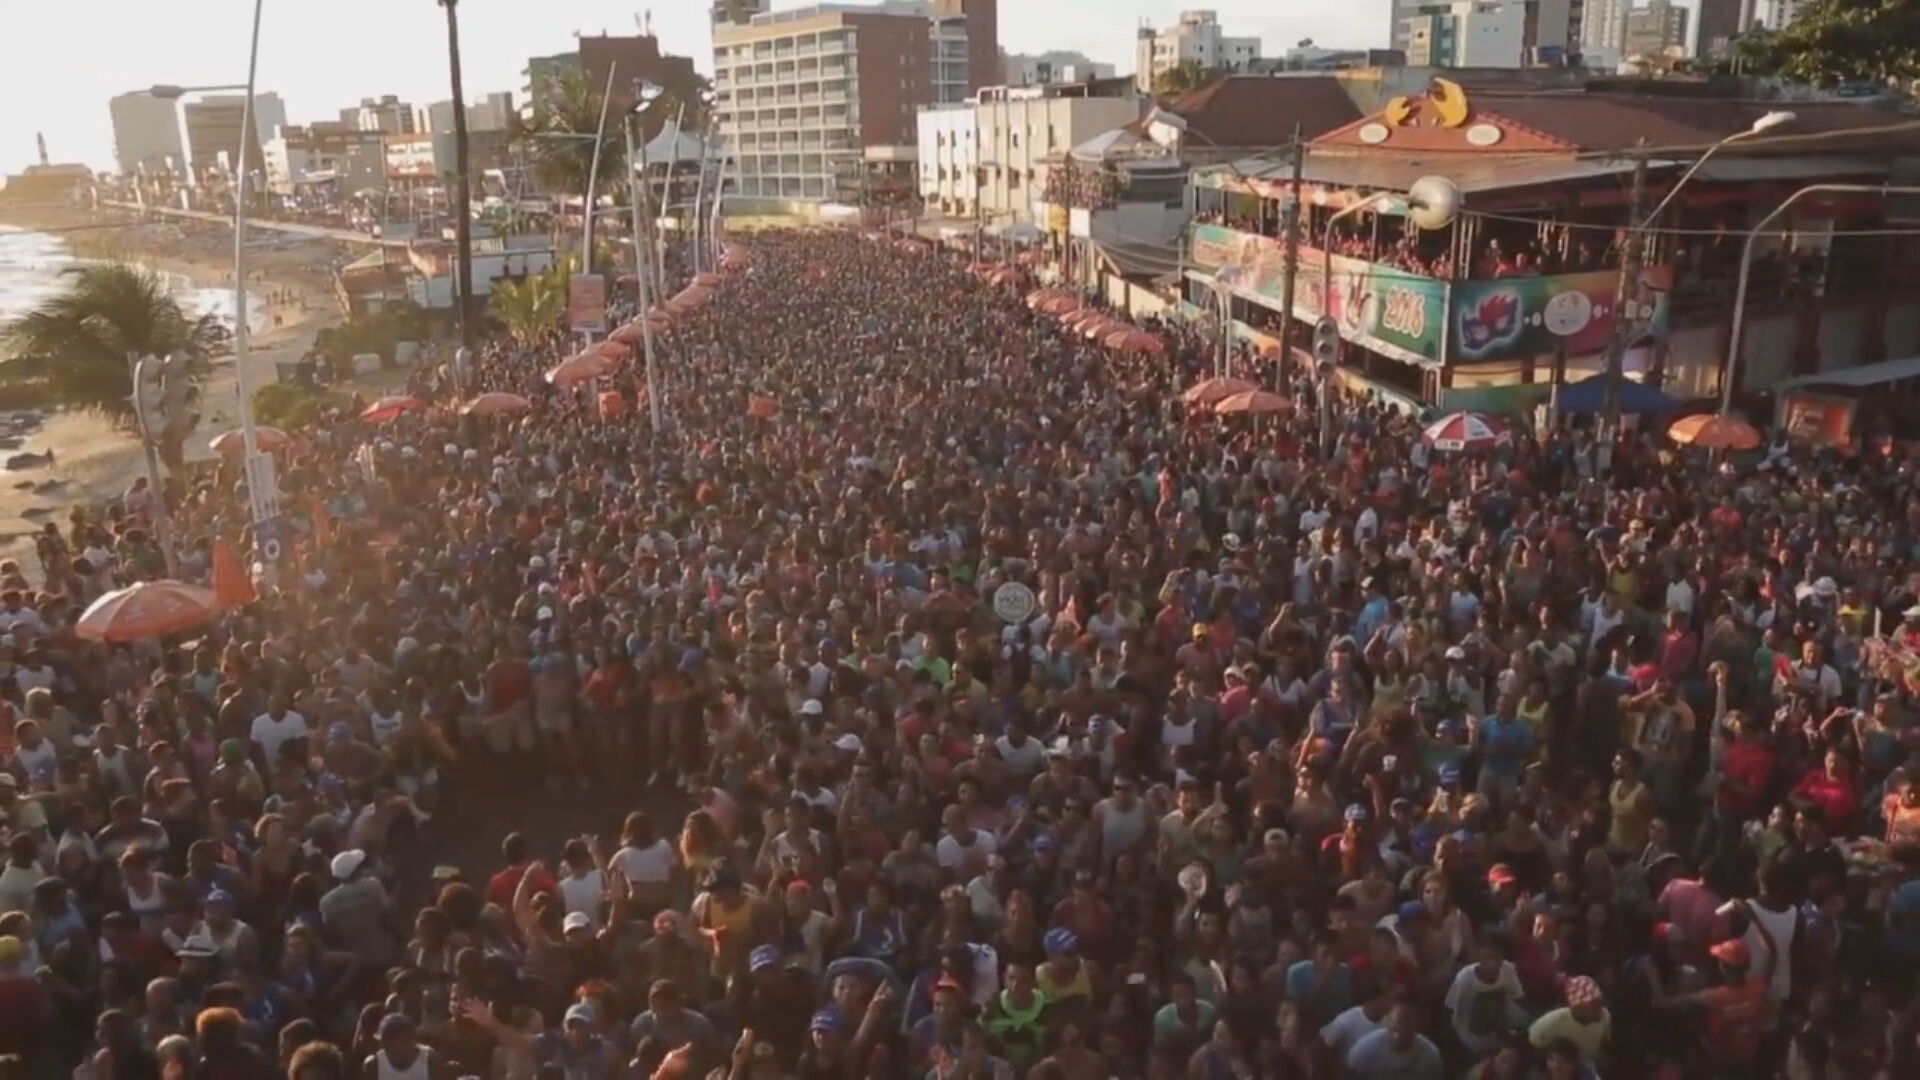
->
[1775, 354, 1920, 392]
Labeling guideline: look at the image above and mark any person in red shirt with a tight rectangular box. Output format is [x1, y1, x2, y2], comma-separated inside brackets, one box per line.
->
[485, 832, 556, 911]
[1789, 748, 1862, 837]
[1704, 708, 1775, 859]
[1656, 927, 1778, 1071]
[483, 643, 534, 756]
[0, 935, 50, 1058]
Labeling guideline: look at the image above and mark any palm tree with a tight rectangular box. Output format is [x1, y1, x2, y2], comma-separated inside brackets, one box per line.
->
[517, 68, 627, 200]
[1, 263, 221, 465]
[440, 0, 476, 350]
[489, 262, 569, 346]
[1153, 59, 1214, 96]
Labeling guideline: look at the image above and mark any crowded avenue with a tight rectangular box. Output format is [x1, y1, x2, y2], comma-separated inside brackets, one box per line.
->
[3, 228, 1920, 1080]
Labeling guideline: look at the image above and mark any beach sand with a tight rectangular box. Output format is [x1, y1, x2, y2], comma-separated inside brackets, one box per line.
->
[0, 201, 350, 575]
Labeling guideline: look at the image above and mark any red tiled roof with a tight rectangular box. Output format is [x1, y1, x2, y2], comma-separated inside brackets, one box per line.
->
[1141, 76, 1364, 149]
[1470, 92, 1920, 155]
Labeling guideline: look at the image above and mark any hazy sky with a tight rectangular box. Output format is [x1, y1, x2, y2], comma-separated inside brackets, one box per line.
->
[0, 0, 1399, 175]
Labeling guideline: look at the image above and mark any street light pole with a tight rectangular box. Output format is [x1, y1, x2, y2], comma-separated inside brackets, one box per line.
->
[1602, 111, 1794, 434]
[579, 62, 620, 311]
[627, 114, 664, 432]
[1723, 182, 1920, 413]
[231, 0, 274, 529]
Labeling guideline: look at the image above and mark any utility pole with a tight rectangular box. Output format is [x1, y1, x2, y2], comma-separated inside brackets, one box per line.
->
[1600, 140, 1649, 440]
[1276, 123, 1304, 377]
[441, 0, 475, 352]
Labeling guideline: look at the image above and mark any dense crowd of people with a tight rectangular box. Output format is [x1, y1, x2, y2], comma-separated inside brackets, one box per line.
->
[2, 227, 1920, 1080]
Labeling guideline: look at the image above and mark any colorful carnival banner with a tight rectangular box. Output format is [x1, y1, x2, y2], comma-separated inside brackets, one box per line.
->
[1449, 265, 1673, 363]
[1188, 224, 1447, 367]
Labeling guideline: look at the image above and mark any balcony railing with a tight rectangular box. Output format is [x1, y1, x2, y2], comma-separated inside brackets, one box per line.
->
[1185, 221, 1684, 369]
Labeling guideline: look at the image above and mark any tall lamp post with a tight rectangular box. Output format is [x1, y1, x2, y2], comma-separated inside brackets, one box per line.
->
[1315, 176, 1460, 454]
[626, 84, 669, 431]
[148, 0, 274, 530]
[1600, 110, 1795, 430]
[1722, 181, 1920, 413]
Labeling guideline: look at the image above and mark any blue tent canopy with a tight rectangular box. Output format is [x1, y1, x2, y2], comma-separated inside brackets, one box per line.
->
[1555, 375, 1681, 415]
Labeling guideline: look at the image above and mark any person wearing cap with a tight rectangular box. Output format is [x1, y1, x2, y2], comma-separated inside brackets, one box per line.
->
[1655, 922, 1779, 1074]
[1526, 974, 1611, 1064]
[320, 848, 399, 982]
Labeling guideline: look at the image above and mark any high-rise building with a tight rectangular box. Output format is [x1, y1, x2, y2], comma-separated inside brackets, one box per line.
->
[1623, 0, 1689, 58]
[1003, 51, 1116, 87]
[578, 33, 699, 115]
[182, 95, 263, 177]
[1135, 10, 1262, 93]
[1581, 0, 1632, 54]
[1399, 0, 1580, 61]
[521, 53, 580, 122]
[1764, 0, 1806, 30]
[419, 93, 517, 136]
[1403, 0, 1530, 68]
[521, 36, 697, 123]
[931, 0, 999, 95]
[712, 1, 984, 202]
[342, 95, 418, 135]
[251, 92, 288, 144]
[108, 92, 186, 176]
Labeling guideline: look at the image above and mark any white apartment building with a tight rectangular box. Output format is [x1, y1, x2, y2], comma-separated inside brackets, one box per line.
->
[1764, 0, 1806, 30]
[1582, 0, 1633, 54]
[917, 85, 1140, 222]
[108, 92, 187, 176]
[1405, 0, 1530, 68]
[1134, 10, 1262, 93]
[712, 1, 982, 202]
[1002, 51, 1116, 87]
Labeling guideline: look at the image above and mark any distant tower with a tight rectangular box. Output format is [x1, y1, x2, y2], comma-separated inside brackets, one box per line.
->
[36, 132, 48, 166]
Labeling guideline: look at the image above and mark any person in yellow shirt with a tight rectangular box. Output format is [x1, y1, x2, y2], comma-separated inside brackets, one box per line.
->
[1607, 750, 1657, 855]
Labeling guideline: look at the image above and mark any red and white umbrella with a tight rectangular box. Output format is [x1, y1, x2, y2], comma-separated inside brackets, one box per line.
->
[359, 395, 424, 424]
[1421, 411, 1511, 452]
[77, 580, 220, 643]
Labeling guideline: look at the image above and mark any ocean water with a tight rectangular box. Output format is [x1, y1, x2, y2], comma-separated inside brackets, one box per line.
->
[0, 224, 264, 334]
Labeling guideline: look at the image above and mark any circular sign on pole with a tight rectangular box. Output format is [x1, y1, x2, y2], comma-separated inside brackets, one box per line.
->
[992, 582, 1037, 624]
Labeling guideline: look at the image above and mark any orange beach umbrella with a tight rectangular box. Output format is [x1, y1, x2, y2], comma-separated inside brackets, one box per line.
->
[359, 395, 424, 423]
[1668, 412, 1761, 450]
[1214, 389, 1293, 415]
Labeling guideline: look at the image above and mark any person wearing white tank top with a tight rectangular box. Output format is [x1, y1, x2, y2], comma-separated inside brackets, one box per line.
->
[372, 1015, 436, 1080]
[1735, 866, 1799, 1005]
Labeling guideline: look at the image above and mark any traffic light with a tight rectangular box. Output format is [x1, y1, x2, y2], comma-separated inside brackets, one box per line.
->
[1312, 317, 1339, 367]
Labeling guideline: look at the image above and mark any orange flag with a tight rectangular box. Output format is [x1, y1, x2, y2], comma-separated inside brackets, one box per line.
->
[211, 537, 256, 609]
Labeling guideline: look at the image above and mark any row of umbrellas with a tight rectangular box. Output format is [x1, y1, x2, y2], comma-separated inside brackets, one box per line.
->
[204, 391, 536, 457]
[968, 262, 1023, 288]
[1025, 288, 1166, 357]
[559, 253, 753, 389]
[1177, 381, 1765, 453]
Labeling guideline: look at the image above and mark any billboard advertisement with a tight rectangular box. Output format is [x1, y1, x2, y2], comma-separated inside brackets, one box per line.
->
[1450, 265, 1673, 363]
[568, 273, 608, 335]
[1188, 224, 1447, 367]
